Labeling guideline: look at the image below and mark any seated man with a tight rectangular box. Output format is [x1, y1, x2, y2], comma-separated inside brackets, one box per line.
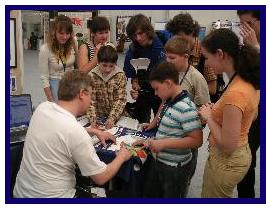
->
[13, 70, 131, 198]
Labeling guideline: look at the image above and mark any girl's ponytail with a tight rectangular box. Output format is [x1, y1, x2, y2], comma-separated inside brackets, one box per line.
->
[237, 45, 260, 89]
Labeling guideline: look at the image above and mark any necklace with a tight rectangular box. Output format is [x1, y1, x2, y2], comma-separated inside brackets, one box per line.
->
[58, 48, 67, 72]
[219, 72, 237, 97]
[179, 64, 191, 86]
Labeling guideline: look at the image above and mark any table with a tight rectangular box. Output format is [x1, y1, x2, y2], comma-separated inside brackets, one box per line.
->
[94, 126, 156, 197]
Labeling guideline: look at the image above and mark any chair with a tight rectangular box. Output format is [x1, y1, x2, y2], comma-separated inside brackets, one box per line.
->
[10, 141, 24, 197]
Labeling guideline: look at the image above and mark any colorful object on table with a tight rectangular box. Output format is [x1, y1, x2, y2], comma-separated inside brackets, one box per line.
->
[121, 142, 148, 158]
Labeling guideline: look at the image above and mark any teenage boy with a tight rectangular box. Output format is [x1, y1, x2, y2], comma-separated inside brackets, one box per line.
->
[133, 62, 203, 198]
[165, 36, 210, 106]
[124, 14, 165, 123]
[166, 13, 222, 102]
[87, 45, 128, 129]
[144, 37, 210, 187]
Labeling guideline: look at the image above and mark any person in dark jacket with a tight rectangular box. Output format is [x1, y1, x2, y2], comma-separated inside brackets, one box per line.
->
[124, 14, 165, 123]
[237, 10, 260, 198]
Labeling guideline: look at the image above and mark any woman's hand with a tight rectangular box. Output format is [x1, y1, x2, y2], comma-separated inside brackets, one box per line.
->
[198, 103, 213, 122]
[95, 43, 103, 54]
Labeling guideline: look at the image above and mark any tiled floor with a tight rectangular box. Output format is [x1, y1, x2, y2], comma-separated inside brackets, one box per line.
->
[23, 49, 260, 198]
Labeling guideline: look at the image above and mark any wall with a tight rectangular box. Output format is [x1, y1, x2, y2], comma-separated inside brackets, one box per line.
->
[99, 10, 239, 46]
[169, 10, 239, 33]
[10, 10, 24, 95]
[99, 10, 168, 45]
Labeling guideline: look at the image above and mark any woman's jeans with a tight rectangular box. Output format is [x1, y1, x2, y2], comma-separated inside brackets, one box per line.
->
[49, 78, 60, 101]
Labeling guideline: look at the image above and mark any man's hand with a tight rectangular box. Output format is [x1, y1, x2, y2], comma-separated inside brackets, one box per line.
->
[240, 22, 259, 47]
[86, 127, 116, 147]
[97, 130, 116, 147]
[117, 143, 132, 162]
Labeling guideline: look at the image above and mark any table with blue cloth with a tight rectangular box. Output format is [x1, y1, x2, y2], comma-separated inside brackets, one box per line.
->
[95, 127, 156, 197]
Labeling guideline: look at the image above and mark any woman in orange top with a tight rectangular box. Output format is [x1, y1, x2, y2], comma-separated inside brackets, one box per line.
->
[198, 28, 260, 198]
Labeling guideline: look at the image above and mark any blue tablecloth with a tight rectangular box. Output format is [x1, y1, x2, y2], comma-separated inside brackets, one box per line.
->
[95, 127, 156, 197]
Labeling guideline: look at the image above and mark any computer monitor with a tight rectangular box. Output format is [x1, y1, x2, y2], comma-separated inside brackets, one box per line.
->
[10, 94, 33, 128]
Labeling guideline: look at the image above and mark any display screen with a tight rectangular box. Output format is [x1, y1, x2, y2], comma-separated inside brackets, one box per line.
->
[10, 94, 33, 128]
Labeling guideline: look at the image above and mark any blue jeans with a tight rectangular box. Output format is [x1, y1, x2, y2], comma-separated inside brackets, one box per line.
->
[49, 78, 60, 101]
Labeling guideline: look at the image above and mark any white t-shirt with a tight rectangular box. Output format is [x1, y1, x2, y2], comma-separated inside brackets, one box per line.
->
[13, 101, 107, 198]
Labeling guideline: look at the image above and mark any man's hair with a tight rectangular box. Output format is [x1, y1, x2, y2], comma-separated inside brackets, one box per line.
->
[126, 14, 155, 41]
[165, 36, 192, 56]
[97, 45, 118, 63]
[58, 70, 93, 101]
[166, 13, 200, 37]
[90, 16, 110, 33]
[149, 61, 179, 84]
[237, 10, 260, 20]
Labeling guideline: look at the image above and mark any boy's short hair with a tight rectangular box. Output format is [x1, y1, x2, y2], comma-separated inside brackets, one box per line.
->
[150, 61, 179, 84]
[126, 14, 155, 41]
[97, 45, 118, 63]
[237, 10, 260, 20]
[58, 70, 93, 101]
[165, 36, 191, 56]
[90, 16, 110, 33]
[166, 13, 200, 37]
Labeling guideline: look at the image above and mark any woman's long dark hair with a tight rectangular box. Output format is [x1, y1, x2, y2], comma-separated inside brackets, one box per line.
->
[202, 28, 259, 89]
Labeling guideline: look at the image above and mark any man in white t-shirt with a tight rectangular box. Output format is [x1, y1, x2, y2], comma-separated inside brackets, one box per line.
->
[13, 70, 131, 198]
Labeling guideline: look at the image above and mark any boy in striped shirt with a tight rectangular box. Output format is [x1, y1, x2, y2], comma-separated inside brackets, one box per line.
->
[133, 61, 203, 197]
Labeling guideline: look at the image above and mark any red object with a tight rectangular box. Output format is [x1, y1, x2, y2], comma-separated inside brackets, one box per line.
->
[136, 150, 147, 158]
[70, 17, 83, 27]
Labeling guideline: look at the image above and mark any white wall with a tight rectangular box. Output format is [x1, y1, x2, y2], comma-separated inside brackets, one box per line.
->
[169, 10, 239, 33]
[99, 10, 168, 45]
[99, 10, 239, 46]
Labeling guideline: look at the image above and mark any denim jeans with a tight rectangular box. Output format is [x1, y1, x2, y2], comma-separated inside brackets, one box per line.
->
[49, 78, 60, 101]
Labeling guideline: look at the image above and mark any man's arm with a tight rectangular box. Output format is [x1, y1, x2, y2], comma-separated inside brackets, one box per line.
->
[90, 148, 131, 185]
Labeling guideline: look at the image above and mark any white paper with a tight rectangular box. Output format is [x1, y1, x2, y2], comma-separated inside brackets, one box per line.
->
[116, 116, 139, 130]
